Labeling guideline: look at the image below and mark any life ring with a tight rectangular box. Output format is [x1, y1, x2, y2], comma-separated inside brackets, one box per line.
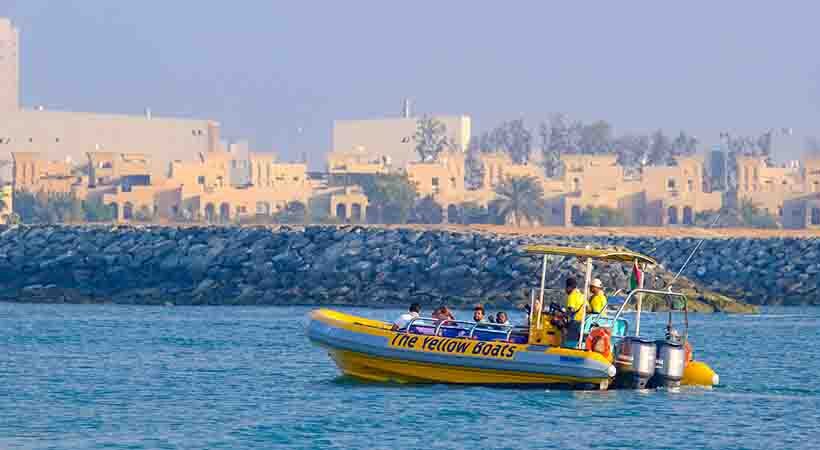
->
[585, 327, 612, 360]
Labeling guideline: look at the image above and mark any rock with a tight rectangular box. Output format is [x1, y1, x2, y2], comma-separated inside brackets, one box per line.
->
[0, 224, 774, 309]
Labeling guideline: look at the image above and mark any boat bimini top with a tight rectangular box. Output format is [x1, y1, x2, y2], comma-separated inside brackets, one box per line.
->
[523, 244, 664, 346]
[522, 244, 658, 266]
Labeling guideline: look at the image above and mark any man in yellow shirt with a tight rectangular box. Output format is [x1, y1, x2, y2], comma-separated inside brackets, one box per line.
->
[563, 277, 586, 346]
[588, 278, 607, 315]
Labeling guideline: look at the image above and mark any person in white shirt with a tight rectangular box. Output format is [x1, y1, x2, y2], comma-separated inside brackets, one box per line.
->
[392, 303, 422, 330]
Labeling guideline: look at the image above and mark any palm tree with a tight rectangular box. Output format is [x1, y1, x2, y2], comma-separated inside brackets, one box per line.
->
[492, 175, 545, 227]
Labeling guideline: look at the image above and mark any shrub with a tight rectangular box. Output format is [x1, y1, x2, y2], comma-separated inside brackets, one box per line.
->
[576, 206, 626, 226]
[411, 196, 443, 224]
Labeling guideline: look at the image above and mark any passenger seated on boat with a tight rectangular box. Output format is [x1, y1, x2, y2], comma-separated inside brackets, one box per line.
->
[392, 303, 421, 331]
[473, 305, 492, 324]
[432, 306, 455, 323]
[495, 311, 510, 326]
[588, 278, 607, 315]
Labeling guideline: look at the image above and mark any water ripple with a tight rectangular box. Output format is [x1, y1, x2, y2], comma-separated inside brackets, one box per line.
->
[0, 303, 817, 449]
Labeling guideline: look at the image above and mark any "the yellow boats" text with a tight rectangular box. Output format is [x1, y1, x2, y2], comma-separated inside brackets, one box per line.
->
[389, 333, 519, 359]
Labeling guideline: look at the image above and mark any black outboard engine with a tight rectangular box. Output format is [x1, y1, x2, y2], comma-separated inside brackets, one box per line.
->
[614, 337, 657, 389]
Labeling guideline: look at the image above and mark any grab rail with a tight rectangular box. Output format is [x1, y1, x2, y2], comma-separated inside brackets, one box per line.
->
[403, 317, 519, 341]
[611, 288, 689, 338]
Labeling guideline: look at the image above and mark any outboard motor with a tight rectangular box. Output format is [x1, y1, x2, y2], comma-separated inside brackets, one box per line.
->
[614, 337, 656, 389]
[649, 339, 686, 388]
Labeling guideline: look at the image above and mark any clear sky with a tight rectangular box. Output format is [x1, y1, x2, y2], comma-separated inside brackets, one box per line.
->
[2, 1, 818, 163]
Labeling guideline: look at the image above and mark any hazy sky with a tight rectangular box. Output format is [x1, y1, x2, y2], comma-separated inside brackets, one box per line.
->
[2, 1, 819, 163]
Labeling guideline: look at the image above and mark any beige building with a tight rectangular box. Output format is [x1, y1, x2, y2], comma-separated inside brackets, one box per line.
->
[0, 17, 222, 182]
[733, 155, 820, 228]
[0, 18, 18, 112]
[333, 115, 471, 170]
[98, 149, 312, 223]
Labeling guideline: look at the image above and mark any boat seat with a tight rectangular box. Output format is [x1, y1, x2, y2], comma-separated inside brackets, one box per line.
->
[408, 325, 436, 335]
[439, 327, 467, 338]
[472, 328, 510, 342]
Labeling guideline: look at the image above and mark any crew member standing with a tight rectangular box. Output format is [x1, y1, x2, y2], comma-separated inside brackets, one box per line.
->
[563, 277, 586, 346]
[588, 278, 608, 315]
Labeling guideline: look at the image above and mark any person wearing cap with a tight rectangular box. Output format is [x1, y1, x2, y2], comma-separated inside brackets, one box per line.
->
[588, 278, 608, 315]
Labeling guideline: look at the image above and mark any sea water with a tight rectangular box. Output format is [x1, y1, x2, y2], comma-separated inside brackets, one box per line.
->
[0, 303, 818, 450]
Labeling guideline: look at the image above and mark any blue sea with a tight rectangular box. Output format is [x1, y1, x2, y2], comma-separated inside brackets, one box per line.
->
[0, 304, 818, 450]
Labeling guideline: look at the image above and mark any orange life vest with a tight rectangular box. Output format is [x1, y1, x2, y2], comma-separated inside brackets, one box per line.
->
[585, 327, 612, 360]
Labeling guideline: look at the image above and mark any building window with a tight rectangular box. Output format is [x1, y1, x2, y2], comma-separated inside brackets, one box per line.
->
[432, 177, 439, 186]
[668, 206, 678, 224]
[667, 179, 677, 190]
[812, 208, 820, 225]
[197, 176, 205, 185]
[687, 179, 694, 192]
[683, 206, 693, 225]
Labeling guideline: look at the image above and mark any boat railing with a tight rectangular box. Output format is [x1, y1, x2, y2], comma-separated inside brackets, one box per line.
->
[611, 288, 689, 338]
[404, 317, 522, 342]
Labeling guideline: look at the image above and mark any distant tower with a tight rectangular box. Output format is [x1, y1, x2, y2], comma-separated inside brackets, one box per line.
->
[402, 98, 412, 118]
[0, 18, 20, 111]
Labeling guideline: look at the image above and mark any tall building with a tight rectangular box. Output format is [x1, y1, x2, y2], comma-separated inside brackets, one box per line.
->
[0, 18, 19, 111]
[0, 17, 221, 182]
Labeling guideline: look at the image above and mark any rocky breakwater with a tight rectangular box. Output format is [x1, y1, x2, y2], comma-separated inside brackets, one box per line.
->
[614, 236, 820, 306]
[0, 225, 757, 313]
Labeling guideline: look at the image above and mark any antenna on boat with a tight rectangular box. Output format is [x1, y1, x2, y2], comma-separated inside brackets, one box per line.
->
[668, 213, 721, 288]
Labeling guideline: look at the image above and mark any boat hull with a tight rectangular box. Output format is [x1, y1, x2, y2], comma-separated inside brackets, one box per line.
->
[307, 309, 615, 387]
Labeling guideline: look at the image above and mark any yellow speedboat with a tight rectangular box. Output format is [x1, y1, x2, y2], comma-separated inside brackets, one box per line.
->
[307, 245, 719, 389]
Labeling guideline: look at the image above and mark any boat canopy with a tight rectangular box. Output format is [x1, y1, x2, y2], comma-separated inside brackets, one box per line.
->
[522, 245, 657, 265]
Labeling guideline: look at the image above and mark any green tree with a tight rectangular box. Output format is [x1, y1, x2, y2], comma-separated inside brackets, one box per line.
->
[483, 119, 533, 164]
[576, 206, 626, 226]
[492, 175, 544, 227]
[414, 115, 451, 162]
[82, 199, 116, 222]
[579, 120, 613, 155]
[273, 201, 307, 224]
[411, 196, 443, 224]
[361, 174, 418, 224]
[672, 131, 698, 159]
[738, 199, 779, 229]
[465, 137, 485, 190]
[0, 188, 9, 213]
[12, 190, 38, 222]
[459, 202, 489, 225]
[134, 205, 155, 222]
[648, 130, 673, 166]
